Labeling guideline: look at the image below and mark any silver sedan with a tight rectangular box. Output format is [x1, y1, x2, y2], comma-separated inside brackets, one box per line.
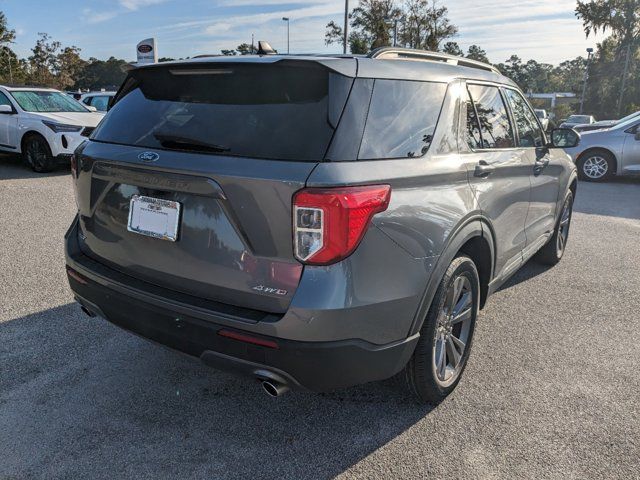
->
[564, 116, 640, 181]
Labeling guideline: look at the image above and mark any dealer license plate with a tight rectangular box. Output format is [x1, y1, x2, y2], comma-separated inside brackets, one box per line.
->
[127, 195, 181, 242]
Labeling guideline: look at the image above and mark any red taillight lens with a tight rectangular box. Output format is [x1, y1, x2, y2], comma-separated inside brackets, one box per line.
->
[293, 185, 391, 265]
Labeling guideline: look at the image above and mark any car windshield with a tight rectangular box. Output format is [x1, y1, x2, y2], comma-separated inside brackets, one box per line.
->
[535, 110, 545, 118]
[10, 91, 88, 113]
[567, 115, 591, 123]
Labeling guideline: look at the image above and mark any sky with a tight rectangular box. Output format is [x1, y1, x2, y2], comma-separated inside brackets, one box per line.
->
[3, 0, 605, 65]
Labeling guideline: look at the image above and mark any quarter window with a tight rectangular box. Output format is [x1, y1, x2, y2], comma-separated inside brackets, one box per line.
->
[467, 84, 515, 149]
[504, 89, 545, 147]
[358, 79, 446, 159]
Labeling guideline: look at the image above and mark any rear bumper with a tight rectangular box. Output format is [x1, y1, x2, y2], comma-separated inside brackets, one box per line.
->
[65, 219, 419, 392]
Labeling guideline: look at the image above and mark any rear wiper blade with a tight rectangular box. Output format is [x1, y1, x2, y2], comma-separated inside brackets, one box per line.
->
[153, 133, 230, 153]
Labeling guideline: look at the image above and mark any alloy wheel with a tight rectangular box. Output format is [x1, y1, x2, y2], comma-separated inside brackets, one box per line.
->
[582, 156, 608, 179]
[432, 274, 473, 387]
[26, 139, 47, 170]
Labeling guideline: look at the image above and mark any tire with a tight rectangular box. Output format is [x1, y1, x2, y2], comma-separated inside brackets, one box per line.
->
[22, 134, 56, 173]
[402, 255, 480, 405]
[535, 191, 573, 266]
[577, 150, 614, 182]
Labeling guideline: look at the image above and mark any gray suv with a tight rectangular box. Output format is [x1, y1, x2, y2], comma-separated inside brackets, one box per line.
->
[65, 48, 579, 403]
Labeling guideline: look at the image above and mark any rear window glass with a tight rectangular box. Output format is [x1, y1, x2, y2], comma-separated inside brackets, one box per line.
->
[358, 80, 446, 159]
[92, 62, 352, 161]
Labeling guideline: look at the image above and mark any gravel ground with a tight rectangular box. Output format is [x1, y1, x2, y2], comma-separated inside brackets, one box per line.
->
[1, 155, 639, 479]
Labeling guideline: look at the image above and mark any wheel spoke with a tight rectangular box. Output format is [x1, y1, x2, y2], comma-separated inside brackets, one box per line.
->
[446, 336, 462, 368]
[451, 276, 464, 310]
[436, 335, 446, 379]
[451, 306, 471, 325]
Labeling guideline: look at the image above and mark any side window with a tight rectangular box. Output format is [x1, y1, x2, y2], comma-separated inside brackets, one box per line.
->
[91, 96, 109, 111]
[358, 79, 447, 159]
[504, 89, 545, 147]
[465, 91, 482, 149]
[467, 84, 515, 149]
[82, 97, 91, 105]
[0, 91, 13, 108]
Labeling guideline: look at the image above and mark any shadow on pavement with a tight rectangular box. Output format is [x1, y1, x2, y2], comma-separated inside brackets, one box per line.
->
[573, 176, 640, 220]
[0, 153, 70, 180]
[0, 303, 433, 479]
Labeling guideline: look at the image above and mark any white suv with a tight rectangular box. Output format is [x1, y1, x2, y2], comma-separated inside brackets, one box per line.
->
[0, 85, 104, 172]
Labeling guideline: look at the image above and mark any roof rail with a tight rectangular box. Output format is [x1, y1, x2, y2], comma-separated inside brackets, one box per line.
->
[368, 47, 501, 75]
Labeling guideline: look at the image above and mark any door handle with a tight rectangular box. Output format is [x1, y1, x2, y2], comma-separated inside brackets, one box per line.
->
[534, 157, 550, 173]
[474, 160, 494, 178]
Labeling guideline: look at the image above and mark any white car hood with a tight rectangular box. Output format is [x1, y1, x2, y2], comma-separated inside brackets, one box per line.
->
[28, 111, 104, 128]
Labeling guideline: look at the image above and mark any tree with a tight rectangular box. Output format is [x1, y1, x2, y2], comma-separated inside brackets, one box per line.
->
[326, 0, 401, 52]
[74, 56, 128, 90]
[56, 46, 86, 90]
[576, 0, 640, 46]
[220, 49, 237, 56]
[576, 0, 640, 113]
[466, 44, 489, 63]
[0, 11, 15, 46]
[28, 33, 60, 86]
[401, 0, 457, 51]
[236, 43, 257, 55]
[442, 41, 463, 56]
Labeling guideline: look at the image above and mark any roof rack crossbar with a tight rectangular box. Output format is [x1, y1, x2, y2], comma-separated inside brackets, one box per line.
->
[368, 47, 501, 75]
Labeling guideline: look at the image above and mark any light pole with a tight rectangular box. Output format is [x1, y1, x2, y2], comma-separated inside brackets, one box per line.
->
[282, 17, 290, 54]
[343, 0, 348, 54]
[579, 47, 593, 115]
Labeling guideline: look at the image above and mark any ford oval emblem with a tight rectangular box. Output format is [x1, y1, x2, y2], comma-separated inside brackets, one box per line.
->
[138, 152, 159, 162]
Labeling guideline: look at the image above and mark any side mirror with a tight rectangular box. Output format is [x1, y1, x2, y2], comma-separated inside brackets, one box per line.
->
[549, 128, 580, 148]
[86, 105, 97, 112]
[0, 104, 14, 114]
[635, 131, 640, 141]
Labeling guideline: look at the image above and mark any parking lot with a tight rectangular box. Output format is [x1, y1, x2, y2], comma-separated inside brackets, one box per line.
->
[1, 155, 639, 479]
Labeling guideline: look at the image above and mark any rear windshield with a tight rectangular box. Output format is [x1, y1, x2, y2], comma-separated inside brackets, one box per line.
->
[92, 62, 352, 161]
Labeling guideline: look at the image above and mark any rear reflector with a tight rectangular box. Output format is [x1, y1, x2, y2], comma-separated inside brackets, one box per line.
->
[66, 266, 87, 285]
[293, 185, 391, 265]
[218, 329, 279, 349]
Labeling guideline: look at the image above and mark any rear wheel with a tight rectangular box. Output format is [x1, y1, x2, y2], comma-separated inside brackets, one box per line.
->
[22, 134, 55, 173]
[578, 150, 614, 182]
[402, 255, 479, 404]
[535, 191, 573, 266]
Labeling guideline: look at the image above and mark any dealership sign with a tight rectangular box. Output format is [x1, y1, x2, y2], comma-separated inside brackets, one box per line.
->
[137, 38, 157, 64]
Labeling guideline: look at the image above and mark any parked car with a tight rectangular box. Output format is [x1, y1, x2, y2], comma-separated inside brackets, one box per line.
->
[80, 91, 116, 112]
[65, 48, 578, 404]
[564, 115, 640, 181]
[560, 114, 596, 129]
[0, 85, 104, 172]
[573, 110, 640, 132]
[534, 109, 550, 130]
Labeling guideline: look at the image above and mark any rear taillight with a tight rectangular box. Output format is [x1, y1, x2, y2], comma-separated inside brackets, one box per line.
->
[293, 185, 391, 265]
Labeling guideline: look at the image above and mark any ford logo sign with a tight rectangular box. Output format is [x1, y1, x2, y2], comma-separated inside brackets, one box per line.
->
[137, 44, 153, 54]
[138, 152, 159, 162]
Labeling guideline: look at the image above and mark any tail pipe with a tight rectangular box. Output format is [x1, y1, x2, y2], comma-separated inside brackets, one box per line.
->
[261, 380, 289, 397]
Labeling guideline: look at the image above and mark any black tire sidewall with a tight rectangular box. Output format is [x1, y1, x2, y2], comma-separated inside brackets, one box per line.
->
[407, 255, 480, 404]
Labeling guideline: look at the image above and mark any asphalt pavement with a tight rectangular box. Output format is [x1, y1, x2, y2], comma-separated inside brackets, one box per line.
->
[1, 154, 638, 479]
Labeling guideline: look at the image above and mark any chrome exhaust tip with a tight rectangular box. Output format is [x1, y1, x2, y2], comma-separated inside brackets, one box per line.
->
[262, 380, 289, 398]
